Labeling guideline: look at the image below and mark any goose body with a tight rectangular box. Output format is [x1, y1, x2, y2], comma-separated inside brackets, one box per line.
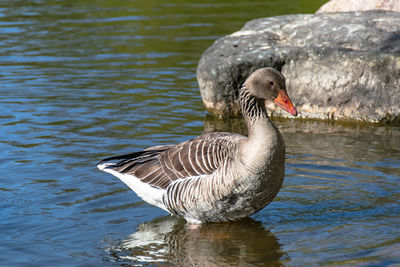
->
[98, 67, 297, 223]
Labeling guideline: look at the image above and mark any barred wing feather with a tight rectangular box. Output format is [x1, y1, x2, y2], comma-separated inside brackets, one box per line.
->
[98, 132, 244, 189]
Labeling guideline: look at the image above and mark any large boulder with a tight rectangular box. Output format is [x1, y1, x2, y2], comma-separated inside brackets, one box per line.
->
[317, 0, 400, 13]
[197, 11, 400, 124]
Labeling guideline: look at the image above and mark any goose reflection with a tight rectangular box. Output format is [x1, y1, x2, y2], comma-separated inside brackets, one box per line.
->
[106, 215, 285, 266]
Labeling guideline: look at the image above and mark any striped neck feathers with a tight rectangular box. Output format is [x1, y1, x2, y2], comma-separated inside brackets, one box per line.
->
[237, 85, 283, 172]
[239, 85, 268, 124]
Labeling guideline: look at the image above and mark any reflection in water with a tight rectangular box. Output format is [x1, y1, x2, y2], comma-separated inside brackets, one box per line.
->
[106, 216, 285, 266]
[204, 113, 400, 137]
[203, 114, 247, 135]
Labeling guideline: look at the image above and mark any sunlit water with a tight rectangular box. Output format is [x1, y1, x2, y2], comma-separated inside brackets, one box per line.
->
[1, 1, 399, 266]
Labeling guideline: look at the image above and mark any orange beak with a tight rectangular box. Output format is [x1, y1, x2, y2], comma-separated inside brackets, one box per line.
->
[274, 90, 298, 116]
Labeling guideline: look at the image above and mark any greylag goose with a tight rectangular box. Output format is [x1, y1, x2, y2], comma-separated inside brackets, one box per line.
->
[98, 67, 297, 223]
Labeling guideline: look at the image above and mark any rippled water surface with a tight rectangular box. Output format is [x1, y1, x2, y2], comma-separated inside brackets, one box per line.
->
[1, 1, 400, 266]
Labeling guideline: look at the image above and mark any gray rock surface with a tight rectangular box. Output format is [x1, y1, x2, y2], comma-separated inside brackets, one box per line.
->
[316, 0, 400, 13]
[197, 11, 400, 124]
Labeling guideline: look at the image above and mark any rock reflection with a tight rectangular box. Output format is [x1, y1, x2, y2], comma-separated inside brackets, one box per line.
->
[203, 114, 247, 135]
[204, 113, 400, 136]
[106, 216, 285, 266]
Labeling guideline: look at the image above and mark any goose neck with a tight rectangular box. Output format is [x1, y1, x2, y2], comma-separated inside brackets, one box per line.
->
[238, 86, 282, 169]
[239, 86, 271, 137]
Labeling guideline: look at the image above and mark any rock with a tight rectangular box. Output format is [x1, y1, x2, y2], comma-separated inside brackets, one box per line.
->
[196, 11, 400, 124]
[317, 0, 400, 13]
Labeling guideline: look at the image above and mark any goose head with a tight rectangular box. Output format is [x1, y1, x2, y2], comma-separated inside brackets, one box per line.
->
[244, 67, 297, 116]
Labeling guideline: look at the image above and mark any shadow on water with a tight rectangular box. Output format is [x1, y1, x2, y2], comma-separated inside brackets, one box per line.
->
[104, 216, 286, 266]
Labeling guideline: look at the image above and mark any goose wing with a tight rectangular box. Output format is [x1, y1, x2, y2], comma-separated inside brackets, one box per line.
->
[97, 132, 244, 189]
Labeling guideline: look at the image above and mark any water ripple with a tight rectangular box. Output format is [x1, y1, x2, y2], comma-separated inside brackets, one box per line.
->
[0, 0, 399, 266]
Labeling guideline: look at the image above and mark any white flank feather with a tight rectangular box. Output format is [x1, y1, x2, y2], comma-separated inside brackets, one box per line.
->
[97, 163, 168, 212]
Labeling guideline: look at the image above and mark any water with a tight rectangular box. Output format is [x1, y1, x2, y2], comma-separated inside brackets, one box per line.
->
[1, 0, 399, 266]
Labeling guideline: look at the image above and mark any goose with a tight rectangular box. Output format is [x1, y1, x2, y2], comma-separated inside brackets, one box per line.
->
[97, 67, 297, 223]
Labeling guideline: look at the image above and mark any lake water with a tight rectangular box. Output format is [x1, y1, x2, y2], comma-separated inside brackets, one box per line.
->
[1, 0, 400, 266]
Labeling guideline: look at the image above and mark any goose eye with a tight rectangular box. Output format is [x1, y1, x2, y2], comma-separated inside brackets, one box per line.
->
[269, 81, 274, 86]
